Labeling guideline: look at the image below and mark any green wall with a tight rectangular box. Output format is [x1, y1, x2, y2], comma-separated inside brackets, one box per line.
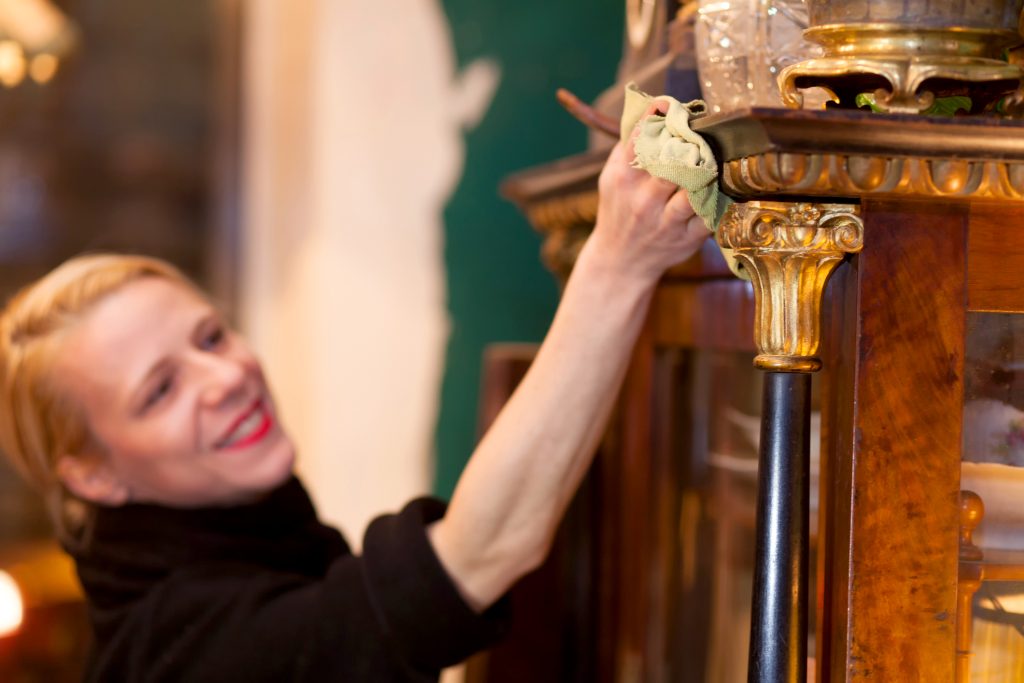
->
[434, 1, 625, 497]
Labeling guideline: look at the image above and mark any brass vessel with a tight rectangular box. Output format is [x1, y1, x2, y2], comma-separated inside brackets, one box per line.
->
[779, 0, 1024, 114]
[808, 0, 1021, 31]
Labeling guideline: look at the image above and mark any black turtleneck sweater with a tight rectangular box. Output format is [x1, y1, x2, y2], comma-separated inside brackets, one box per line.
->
[70, 477, 508, 682]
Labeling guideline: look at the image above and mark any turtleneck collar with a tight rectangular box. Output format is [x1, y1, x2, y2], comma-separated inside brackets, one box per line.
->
[71, 476, 349, 611]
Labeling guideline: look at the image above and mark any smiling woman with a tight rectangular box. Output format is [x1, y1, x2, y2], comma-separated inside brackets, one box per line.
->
[0, 256, 198, 531]
[0, 253, 512, 680]
[0, 111, 710, 679]
[0, 256, 291, 512]
[50, 274, 295, 510]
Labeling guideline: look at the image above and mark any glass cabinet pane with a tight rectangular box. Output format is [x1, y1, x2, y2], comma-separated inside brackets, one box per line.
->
[961, 312, 1024, 681]
[672, 349, 819, 682]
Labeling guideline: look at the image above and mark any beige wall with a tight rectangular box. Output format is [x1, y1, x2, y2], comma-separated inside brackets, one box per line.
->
[239, 0, 497, 546]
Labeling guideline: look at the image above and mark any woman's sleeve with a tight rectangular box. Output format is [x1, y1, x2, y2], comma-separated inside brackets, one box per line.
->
[107, 498, 509, 682]
[358, 497, 510, 670]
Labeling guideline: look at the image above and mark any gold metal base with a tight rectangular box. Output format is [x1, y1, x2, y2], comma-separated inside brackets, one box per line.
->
[779, 24, 1024, 114]
[754, 355, 822, 373]
[806, 24, 1019, 61]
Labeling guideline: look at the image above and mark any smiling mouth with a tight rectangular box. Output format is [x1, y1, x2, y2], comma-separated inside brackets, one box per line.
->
[216, 400, 272, 449]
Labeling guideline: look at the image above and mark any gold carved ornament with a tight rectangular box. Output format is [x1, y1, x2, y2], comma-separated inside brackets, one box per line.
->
[524, 191, 598, 283]
[717, 202, 864, 372]
[721, 153, 1024, 202]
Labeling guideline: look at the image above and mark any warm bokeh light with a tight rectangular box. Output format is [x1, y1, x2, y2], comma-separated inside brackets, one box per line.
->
[0, 570, 24, 637]
[0, 0, 77, 88]
[0, 38, 25, 87]
[29, 51, 56, 83]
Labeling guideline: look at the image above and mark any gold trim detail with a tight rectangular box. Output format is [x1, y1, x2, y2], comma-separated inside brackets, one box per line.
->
[717, 202, 864, 372]
[778, 23, 1024, 114]
[524, 191, 598, 282]
[721, 153, 1024, 201]
[779, 55, 1022, 114]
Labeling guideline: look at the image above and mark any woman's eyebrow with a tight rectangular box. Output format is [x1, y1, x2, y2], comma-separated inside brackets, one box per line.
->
[191, 312, 219, 337]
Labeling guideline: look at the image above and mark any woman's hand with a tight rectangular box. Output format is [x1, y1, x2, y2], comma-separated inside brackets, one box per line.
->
[587, 102, 710, 284]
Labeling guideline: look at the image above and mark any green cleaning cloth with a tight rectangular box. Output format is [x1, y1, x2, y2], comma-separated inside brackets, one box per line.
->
[619, 82, 744, 279]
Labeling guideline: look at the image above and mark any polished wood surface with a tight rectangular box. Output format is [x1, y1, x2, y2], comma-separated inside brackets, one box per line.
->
[957, 491, 985, 683]
[465, 344, 603, 683]
[497, 94, 1024, 680]
[817, 261, 850, 683]
[693, 107, 1024, 164]
[820, 198, 967, 681]
[969, 549, 1024, 579]
[651, 278, 756, 351]
[967, 203, 1024, 313]
[613, 324, 678, 682]
[612, 325, 658, 681]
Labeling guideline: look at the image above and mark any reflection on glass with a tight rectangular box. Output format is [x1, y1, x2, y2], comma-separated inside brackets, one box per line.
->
[961, 312, 1024, 681]
[694, 0, 822, 114]
[672, 349, 819, 682]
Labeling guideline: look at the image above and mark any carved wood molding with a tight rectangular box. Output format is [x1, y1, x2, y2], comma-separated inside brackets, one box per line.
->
[722, 153, 1024, 202]
[523, 190, 598, 281]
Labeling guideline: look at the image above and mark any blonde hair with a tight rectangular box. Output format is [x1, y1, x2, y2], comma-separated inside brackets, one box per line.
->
[0, 253, 195, 542]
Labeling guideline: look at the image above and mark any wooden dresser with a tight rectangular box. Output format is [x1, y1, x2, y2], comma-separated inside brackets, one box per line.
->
[467, 2, 1024, 681]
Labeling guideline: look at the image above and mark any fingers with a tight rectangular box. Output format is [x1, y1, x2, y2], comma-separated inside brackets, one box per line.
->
[664, 188, 697, 225]
[599, 139, 649, 194]
[686, 214, 711, 237]
[688, 214, 712, 235]
[606, 138, 628, 163]
[626, 121, 643, 159]
[613, 98, 670, 179]
[665, 193, 712, 255]
[600, 148, 682, 212]
[643, 175, 680, 206]
[600, 129, 694, 218]
[642, 99, 670, 118]
[599, 141, 628, 193]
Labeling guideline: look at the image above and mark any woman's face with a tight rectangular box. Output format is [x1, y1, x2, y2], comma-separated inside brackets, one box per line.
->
[54, 277, 296, 508]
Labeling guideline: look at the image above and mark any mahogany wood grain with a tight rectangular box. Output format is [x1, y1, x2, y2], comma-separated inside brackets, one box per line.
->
[818, 260, 856, 683]
[465, 345, 602, 683]
[613, 324, 658, 680]
[822, 199, 967, 681]
[967, 203, 1024, 314]
[664, 237, 737, 281]
[956, 491, 985, 683]
[965, 548, 1024, 581]
[651, 279, 756, 351]
[605, 323, 703, 680]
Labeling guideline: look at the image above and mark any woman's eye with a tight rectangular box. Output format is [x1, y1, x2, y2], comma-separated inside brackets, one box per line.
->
[143, 377, 173, 410]
[200, 326, 225, 350]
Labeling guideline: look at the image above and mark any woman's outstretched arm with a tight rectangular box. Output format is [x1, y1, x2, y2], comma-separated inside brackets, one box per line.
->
[428, 130, 710, 611]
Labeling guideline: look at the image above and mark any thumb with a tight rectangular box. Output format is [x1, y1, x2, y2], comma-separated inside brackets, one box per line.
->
[664, 188, 697, 225]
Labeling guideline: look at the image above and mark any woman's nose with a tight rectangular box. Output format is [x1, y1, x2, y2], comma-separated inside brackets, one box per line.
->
[197, 354, 247, 406]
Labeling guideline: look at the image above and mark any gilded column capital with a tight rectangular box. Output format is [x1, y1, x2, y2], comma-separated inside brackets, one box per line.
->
[718, 201, 863, 372]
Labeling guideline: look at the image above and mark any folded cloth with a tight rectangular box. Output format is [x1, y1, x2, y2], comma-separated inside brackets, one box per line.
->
[619, 82, 745, 279]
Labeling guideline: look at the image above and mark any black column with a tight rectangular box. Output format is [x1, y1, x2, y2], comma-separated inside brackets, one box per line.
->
[748, 371, 811, 683]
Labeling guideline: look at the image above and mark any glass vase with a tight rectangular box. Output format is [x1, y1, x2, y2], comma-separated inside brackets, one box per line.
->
[695, 0, 821, 114]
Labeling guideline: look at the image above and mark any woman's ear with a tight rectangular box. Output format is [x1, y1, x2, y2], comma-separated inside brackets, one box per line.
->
[56, 454, 130, 506]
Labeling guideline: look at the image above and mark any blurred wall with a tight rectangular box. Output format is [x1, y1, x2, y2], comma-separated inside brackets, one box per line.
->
[435, 0, 623, 497]
[241, 0, 622, 541]
[241, 0, 499, 541]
